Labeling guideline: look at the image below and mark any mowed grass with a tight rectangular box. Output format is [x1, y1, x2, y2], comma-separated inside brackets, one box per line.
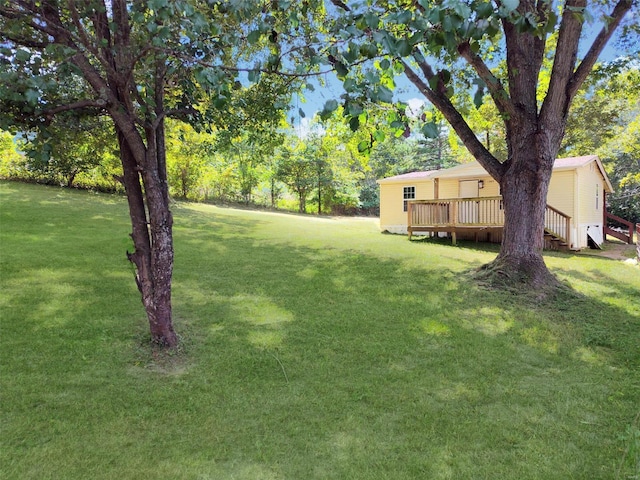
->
[1, 181, 639, 480]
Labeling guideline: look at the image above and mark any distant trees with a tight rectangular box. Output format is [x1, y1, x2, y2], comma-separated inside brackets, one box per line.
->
[25, 115, 116, 188]
[560, 62, 640, 224]
[601, 116, 640, 224]
[0, 130, 24, 179]
[276, 139, 317, 213]
[165, 121, 207, 200]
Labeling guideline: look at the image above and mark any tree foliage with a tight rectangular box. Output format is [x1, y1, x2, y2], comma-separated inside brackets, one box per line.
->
[0, 0, 305, 346]
[312, 0, 636, 289]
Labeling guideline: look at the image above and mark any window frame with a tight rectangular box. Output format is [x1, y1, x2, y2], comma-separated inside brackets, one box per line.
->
[403, 186, 416, 212]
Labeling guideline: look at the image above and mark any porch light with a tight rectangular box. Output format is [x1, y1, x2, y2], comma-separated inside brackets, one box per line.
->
[478, 180, 484, 189]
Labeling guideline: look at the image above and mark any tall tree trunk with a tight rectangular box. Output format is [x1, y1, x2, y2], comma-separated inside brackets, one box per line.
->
[483, 133, 558, 289]
[485, 149, 558, 288]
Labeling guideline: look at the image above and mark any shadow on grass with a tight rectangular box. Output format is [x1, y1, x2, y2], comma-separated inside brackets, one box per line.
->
[2, 183, 639, 479]
[167, 205, 640, 477]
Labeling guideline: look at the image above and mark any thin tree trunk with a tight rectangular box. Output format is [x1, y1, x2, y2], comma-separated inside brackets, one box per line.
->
[299, 191, 306, 213]
[271, 176, 276, 208]
[142, 125, 176, 347]
[118, 127, 177, 347]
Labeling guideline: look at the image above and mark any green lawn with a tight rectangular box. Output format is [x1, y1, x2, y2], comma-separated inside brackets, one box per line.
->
[1, 181, 639, 479]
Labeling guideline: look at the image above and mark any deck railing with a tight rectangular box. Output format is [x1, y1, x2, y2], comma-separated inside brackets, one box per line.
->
[409, 196, 504, 227]
[604, 211, 634, 244]
[408, 197, 571, 244]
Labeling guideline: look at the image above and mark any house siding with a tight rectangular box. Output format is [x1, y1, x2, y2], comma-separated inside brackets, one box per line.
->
[547, 170, 575, 218]
[437, 176, 497, 199]
[438, 179, 459, 199]
[576, 163, 606, 247]
[479, 178, 499, 197]
[379, 180, 434, 233]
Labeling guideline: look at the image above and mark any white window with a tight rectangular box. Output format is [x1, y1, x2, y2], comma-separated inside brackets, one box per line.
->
[403, 186, 415, 212]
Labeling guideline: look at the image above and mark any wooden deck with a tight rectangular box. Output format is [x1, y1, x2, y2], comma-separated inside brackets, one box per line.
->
[407, 197, 572, 249]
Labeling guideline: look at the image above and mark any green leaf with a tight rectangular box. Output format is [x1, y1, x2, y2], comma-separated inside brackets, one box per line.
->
[421, 122, 439, 139]
[476, 2, 494, 18]
[395, 10, 412, 24]
[247, 30, 262, 44]
[473, 86, 485, 108]
[24, 89, 39, 105]
[364, 12, 379, 28]
[357, 140, 371, 154]
[502, 0, 520, 13]
[149, 0, 168, 11]
[396, 39, 412, 57]
[349, 116, 360, 131]
[335, 61, 349, 78]
[248, 69, 260, 83]
[454, 3, 472, 18]
[15, 49, 31, 63]
[543, 11, 558, 34]
[347, 102, 363, 116]
[343, 78, 356, 92]
[373, 129, 386, 143]
[377, 86, 394, 103]
[408, 32, 423, 45]
[320, 99, 339, 120]
[360, 43, 378, 59]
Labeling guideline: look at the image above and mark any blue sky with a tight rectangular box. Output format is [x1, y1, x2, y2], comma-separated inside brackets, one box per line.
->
[290, 22, 633, 132]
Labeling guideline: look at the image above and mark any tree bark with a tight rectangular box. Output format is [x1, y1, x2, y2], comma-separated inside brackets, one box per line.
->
[483, 146, 559, 288]
[118, 128, 177, 347]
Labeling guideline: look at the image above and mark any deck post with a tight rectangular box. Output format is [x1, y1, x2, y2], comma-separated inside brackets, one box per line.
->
[407, 201, 413, 240]
[603, 191, 607, 240]
[451, 201, 458, 245]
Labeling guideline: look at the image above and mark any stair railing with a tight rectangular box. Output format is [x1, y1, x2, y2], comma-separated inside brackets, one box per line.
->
[544, 205, 571, 245]
[604, 212, 634, 244]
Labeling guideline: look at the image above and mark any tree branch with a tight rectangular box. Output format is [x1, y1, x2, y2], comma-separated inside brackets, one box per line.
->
[532, 0, 550, 80]
[568, 0, 633, 99]
[539, 0, 586, 128]
[457, 42, 516, 120]
[42, 99, 106, 118]
[399, 58, 506, 181]
[0, 31, 50, 49]
[69, 1, 120, 90]
[328, 0, 350, 12]
[0, 3, 58, 42]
